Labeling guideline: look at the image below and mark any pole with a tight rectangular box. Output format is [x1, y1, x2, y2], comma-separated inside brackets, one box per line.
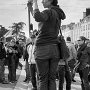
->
[27, 1, 31, 37]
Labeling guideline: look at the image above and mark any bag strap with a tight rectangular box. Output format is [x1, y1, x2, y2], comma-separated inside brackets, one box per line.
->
[51, 9, 62, 36]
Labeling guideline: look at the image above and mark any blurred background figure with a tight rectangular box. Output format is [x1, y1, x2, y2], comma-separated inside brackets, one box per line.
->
[23, 38, 31, 83]
[29, 35, 37, 90]
[66, 36, 77, 82]
[0, 39, 8, 84]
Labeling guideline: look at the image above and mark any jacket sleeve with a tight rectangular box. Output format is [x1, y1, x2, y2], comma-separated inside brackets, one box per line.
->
[33, 9, 51, 22]
[71, 45, 77, 59]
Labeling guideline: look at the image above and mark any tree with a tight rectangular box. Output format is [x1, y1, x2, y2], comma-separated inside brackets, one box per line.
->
[0, 25, 9, 38]
[10, 22, 26, 40]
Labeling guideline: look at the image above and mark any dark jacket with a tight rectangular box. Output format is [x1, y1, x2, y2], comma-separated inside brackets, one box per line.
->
[77, 43, 90, 70]
[23, 43, 30, 61]
[0, 43, 6, 59]
[33, 6, 66, 46]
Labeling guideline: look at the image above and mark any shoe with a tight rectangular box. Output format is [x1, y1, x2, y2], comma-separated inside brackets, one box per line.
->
[9, 81, 16, 84]
[72, 79, 76, 82]
[2, 80, 9, 84]
[23, 79, 27, 82]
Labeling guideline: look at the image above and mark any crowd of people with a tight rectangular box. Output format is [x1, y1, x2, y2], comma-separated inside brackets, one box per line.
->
[0, 38, 24, 84]
[0, 0, 90, 90]
[1, 33, 90, 90]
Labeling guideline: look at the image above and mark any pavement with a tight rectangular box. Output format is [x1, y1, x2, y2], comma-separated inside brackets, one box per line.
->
[0, 59, 30, 90]
[0, 58, 82, 90]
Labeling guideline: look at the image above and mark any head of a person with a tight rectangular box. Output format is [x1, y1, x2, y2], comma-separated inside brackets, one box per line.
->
[66, 36, 71, 42]
[26, 38, 32, 45]
[30, 35, 36, 44]
[42, 0, 58, 8]
[77, 36, 86, 46]
[85, 38, 89, 44]
[19, 39, 22, 45]
[10, 39, 15, 46]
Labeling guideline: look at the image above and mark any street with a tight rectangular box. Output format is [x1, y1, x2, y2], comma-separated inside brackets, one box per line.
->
[28, 73, 81, 90]
[0, 61, 81, 90]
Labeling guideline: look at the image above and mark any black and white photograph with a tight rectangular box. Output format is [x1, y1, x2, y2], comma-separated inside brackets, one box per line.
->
[0, 0, 90, 90]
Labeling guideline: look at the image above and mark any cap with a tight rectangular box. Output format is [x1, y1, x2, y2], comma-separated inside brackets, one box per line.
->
[77, 36, 87, 41]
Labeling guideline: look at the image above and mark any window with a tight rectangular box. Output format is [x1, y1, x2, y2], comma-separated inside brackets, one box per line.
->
[88, 24, 90, 30]
[86, 25, 87, 30]
[88, 32, 89, 38]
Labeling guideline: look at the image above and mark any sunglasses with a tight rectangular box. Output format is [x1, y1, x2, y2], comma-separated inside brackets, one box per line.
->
[77, 40, 82, 41]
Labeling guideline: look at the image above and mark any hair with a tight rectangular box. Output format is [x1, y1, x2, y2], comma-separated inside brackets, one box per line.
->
[51, 0, 58, 6]
[66, 37, 71, 41]
[31, 34, 36, 39]
[79, 36, 86, 42]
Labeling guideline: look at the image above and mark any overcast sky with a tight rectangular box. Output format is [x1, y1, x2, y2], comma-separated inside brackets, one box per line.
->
[0, 0, 90, 37]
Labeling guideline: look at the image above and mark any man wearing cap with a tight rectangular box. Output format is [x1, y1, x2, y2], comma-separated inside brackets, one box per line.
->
[77, 36, 90, 90]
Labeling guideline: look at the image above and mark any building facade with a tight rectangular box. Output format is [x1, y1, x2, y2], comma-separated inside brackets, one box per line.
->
[61, 8, 90, 43]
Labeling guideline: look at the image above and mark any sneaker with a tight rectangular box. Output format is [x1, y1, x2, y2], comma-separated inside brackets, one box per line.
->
[9, 81, 16, 84]
[2, 80, 9, 84]
[72, 79, 76, 82]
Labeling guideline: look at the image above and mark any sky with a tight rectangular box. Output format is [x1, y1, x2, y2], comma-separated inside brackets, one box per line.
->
[0, 0, 90, 37]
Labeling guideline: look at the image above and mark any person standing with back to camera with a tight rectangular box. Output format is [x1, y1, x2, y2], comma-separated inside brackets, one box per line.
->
[28, 0, 66, 90]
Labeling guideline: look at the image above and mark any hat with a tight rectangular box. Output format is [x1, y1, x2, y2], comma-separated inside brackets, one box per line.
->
[77, 36, 87, 41]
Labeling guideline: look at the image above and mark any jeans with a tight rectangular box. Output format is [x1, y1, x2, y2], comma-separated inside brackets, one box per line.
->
[25, 61, 31, 80]
[7, 54, 16, 82]
[58, 65, 71, 90]
[30, 64, 37, 89]
[34, 44, 60, 90]
[78, 67, 90, 90]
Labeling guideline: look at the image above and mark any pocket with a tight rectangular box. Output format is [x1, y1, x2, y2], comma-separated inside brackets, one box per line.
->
[34, 45, 50, 59]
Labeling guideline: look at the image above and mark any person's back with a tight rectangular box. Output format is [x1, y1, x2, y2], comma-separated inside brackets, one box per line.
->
[33, 5, 66, 46]
[30, 0, 66, 90]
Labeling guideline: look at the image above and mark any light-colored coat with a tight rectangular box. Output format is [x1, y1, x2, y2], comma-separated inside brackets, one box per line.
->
[27, 44, 35, 64]
[66, 41, 77, 61]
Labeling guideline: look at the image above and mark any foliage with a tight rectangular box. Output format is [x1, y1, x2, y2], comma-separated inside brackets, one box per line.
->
[0, 26, 9, 38]
[9, 22, 26, 40]
[10, 22, 26, 35]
